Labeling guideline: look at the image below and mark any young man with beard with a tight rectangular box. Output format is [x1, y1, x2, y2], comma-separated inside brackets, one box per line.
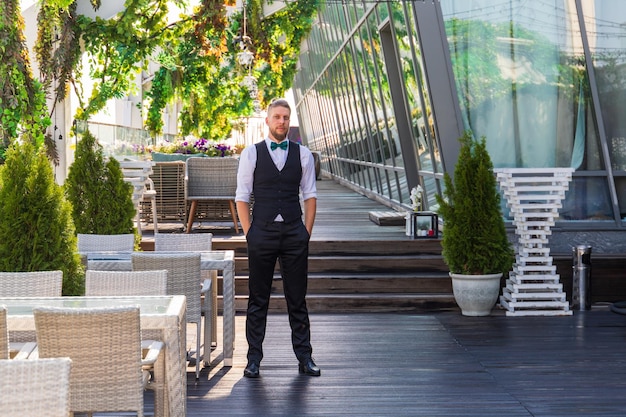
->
[235, 98, 320, 378]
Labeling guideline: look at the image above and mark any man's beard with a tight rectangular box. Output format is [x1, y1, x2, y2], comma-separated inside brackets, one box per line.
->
[269, 127, 287, 142]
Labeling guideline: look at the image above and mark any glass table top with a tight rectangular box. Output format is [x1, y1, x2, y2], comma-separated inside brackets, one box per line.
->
[0, 296, 179, 316]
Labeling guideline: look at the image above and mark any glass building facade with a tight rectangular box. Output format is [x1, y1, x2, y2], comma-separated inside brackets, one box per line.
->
[292, 0, 626, 253]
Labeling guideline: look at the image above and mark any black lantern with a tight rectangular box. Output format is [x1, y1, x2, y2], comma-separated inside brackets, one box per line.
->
[408, 211, 438, 239]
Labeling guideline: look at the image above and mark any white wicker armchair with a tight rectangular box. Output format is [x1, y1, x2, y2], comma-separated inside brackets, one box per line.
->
[0, 306, 7, 359]
[184, 157, 240, 233]
[0, 357, 72, 417]
[132, 252, 209, 379]
[0, 306, 35, 360]
[77, 233, 135, 253]
[0, 271, 62, 356]
[119, 160, 159, 236]
[154, 233, 217, 358]
[33, 306, 165, 417]
[0, 271, 63, 297]
[85, 270, 168, 296]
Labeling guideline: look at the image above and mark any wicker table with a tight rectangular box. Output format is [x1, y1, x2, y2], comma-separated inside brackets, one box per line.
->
[84, 250, 236, 367]
[1, 295, 187, 417]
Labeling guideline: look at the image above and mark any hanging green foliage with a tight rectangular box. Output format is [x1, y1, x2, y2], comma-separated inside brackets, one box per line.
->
[0, 0, 51, 162]
[35, 0, 187, 122]
[38, 0, 316, 141]
[35, 1, 82, 111]
[145, 0, 319, 139]
[248, 0, 319, 102]
[32, 0, 319, 140]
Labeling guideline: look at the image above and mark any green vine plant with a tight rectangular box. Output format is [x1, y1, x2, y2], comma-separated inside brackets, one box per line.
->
[145, 0, 319, 140]
[33, 0, 319, 142]
[0, 0, 51, 163]
[35, 0, 187, 124]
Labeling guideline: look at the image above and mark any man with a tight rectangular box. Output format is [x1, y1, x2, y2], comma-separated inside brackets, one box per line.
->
[235, 98, 320, 378]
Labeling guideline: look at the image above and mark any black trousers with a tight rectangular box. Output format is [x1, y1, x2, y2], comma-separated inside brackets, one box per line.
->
[245, 219, 313, 364]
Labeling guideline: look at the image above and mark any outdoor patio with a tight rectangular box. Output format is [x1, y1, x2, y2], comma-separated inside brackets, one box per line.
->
[131, 177, 626, 416]
[185, 307, 626, 417]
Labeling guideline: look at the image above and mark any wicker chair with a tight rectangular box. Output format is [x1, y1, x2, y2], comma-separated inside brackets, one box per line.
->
[34, 306, 164, 417]
[77, 233, 135, 253]
[0, 306, 6, 359]
[132, 252, 209, 379]
[0, 272, 62, 356]
[119, 160, 159, 236]
[147, 161, 186, 223]
[0, 305, 36, 360]
[0, 357, 72, 417]
[85, 270, 168, 296]
[154, 233, 217, 359]
[154, 232, 213, 253]
[184, 157, 240, 233]
[0, 271, 63, 297]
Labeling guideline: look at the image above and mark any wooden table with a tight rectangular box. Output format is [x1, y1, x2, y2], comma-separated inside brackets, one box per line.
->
[1, 295, 187, 417]
[84, 250, 236, 366]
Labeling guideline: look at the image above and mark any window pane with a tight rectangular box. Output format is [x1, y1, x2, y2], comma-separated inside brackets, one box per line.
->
[440, 0, 603, 170]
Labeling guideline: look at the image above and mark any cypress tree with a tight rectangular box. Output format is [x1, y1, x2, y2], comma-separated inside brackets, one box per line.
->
[0, 142, 83, 295]
[65, 129, 136, 236]
[436, 131, 514, 275]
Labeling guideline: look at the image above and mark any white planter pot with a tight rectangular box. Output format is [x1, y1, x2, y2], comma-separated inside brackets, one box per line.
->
[449, 272, 503, 316]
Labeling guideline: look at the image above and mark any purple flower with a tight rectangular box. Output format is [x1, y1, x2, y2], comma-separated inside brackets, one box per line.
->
[215, 143, 231, 157]
[194, 138, 209, 152]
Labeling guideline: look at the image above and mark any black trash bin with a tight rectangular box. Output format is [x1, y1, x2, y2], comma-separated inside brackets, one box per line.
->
[572, 245, 592, 311]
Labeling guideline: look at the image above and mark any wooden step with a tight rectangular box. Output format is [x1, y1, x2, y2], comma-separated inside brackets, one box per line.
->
[212, 238, 444, 256]
[221, 293, 458, 313]
[234, 255, 448, 275]
[147, 234, 457, 312]
[211, 237, 453, 313]
[223, 272, 452, 296]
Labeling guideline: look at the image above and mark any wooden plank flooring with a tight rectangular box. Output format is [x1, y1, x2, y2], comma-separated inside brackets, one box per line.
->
[145, 176, 412, 242]
[138, 177, 626, 416]
[182, 307, 626, 417]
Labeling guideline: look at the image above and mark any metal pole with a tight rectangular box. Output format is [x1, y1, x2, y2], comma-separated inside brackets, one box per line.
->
[572, 245, 592, 311]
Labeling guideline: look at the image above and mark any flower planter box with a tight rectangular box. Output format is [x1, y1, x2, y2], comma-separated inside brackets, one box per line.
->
[151, 152, 206, 162]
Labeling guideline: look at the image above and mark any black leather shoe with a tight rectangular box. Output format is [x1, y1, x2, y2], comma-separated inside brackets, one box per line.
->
[244, 362, 260, 378]
[298, 358, 321, 376]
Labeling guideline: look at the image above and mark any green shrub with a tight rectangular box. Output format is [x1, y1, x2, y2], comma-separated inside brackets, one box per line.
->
[436, 131, 514, 275]
[65, 129, 136, 236]
[0, 142, 83, 295]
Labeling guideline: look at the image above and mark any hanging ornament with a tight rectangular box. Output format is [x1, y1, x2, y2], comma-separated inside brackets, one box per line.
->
[237, 49, 255, 67]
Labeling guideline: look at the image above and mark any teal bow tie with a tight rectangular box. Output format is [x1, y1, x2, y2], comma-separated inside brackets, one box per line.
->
[271, 141, 288, 151]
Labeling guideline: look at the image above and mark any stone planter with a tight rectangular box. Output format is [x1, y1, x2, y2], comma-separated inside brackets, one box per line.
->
[449, 272, 502, 316]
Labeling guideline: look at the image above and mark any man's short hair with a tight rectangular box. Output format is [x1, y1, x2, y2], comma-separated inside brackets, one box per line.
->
[267, 98, 291, 112]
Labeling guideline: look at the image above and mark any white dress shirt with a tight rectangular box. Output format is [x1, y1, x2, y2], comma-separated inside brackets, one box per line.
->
[235, 138, 317, 206]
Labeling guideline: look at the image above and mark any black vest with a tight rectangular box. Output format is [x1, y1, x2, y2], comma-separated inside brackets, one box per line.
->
[253, 141, 302, 223]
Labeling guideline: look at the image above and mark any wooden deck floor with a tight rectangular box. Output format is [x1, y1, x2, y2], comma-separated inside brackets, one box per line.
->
[144, 176, 412, 242]
[138, 178, 626, 416]
[183, 307, 626, 417]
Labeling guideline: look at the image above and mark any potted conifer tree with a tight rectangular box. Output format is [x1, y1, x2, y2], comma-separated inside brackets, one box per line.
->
[436, 131, 514, 316]
[65, 129, 136, 236]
